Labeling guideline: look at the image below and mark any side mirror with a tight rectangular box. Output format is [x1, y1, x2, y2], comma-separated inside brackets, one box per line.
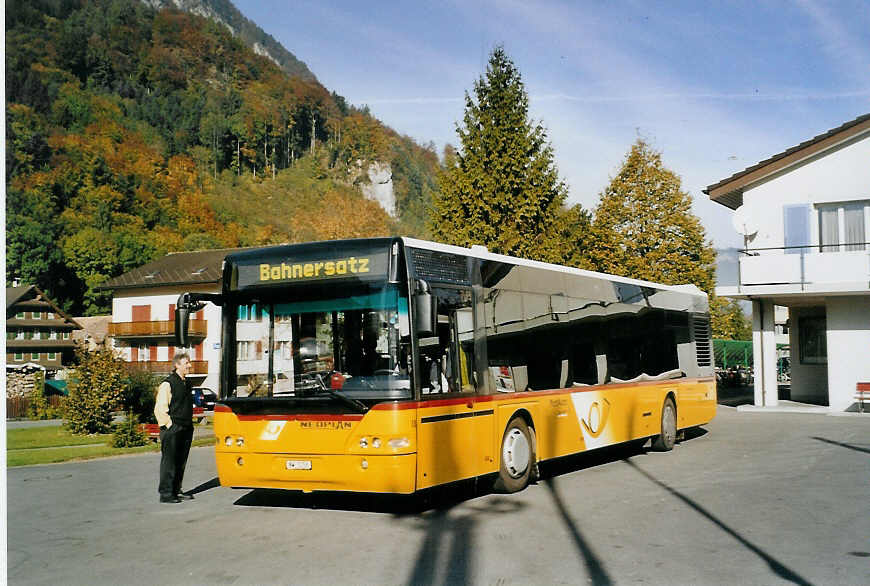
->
[175, 305, 192, 347]
[173, 292, 223, 347]
[414, 280, 437, 337]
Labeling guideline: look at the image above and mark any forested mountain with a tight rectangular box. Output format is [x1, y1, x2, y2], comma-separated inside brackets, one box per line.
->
[6, 0, 440, 315]
[142, 0, 317, 83]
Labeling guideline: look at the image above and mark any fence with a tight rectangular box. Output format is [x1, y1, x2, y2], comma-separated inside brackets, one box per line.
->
[713, 339, 791, 384]
[714, 339, 753, 369]
[6, 395, 65, 419]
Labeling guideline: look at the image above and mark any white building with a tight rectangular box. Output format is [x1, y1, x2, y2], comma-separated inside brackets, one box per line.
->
[99, 249, 243, 391]
[706, 113, 870, 411]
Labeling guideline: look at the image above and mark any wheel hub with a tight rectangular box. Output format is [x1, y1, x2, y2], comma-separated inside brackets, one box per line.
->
[503, 428, 530, 477]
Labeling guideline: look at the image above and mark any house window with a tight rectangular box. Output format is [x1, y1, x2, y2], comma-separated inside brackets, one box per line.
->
[15, 311, 24, 319]
[24, 330, 33, 340]
[62, 331, 71, 339]
[47, 352, 57, 360]
[31, 352, 40, 360]
[46, 312, 54, 319]
[237, 304, 263, 321]
[237, 341, 261, 360]
[818, 201, 869, 252]
[49, 330, 58, 340]
[799, 316, 827, 365]
[14, 352, 24, 361]
[32, 311, 41, 320]
[16, 329, 24, 339]
[784, 204, 811, 254]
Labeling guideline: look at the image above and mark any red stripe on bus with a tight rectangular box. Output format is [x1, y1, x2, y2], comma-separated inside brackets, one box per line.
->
[371, 376, 713, 410]
[234, 414, 364, 422]
[217, 376, 715, 415]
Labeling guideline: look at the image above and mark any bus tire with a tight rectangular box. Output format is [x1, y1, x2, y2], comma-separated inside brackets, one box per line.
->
[494, 417, 534, 493]
[651, 397, 677, 452]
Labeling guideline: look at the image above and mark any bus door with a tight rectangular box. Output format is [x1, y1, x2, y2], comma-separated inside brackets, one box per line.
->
[416, 287, 481, 489]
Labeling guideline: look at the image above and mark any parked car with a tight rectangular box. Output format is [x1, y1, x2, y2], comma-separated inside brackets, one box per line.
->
[192, 387, 217, 410]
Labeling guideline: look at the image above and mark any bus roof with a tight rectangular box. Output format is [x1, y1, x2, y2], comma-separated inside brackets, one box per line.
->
[220, 237, 705, 299]
[400, 237, 707, 299]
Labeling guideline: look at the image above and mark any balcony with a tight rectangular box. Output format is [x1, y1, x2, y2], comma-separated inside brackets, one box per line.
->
[6, 338, 77, 349]
[108, 319, 207, 340]
[126, 360, 209, 375]
[723, 246, 870, 298]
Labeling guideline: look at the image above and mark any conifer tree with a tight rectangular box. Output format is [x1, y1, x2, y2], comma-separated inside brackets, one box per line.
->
[431, 46, 580, 264]
[587, 139, 716, 293]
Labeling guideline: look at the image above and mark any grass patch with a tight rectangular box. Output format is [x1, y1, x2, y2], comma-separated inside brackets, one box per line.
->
[7, 426, 112, 450]
[7, 427, 215, 467]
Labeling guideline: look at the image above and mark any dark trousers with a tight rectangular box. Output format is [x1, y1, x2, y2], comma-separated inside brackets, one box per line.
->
[158, 424, 194, 498]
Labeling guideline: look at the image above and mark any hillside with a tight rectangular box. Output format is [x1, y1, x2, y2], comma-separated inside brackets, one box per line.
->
[5, 0, 440, 315]
[142, 0, 318, 83]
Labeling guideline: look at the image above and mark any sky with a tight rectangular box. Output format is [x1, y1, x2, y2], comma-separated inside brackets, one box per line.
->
[234, 0, 870, 250]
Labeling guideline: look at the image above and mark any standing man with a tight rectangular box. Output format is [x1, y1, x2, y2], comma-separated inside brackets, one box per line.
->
[155, 352, 195, 503]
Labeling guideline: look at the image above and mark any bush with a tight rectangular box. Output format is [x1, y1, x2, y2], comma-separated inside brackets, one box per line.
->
[111, 412, 148, 448]
[122, 369, 159, 424]
[28, 392, 64, 420]
[26, 371, 59, 420]
[65, 345, 125, 434]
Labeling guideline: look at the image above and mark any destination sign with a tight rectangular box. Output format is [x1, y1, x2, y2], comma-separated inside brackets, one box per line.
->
[234, 249, 389, 289]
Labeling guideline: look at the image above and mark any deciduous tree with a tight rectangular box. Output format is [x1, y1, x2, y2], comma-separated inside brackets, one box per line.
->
[710, 296, 751, 340]
[586, 139, 716, 293]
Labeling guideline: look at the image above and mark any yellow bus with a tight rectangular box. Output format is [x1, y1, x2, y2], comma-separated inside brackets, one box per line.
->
[175, 237, 716, 494]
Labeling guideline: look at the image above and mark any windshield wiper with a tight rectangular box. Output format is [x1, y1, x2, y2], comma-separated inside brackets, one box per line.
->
[317, 387, 369, 414]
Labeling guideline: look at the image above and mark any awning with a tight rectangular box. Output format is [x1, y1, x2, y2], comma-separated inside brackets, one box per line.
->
[45, 379, 69, 396]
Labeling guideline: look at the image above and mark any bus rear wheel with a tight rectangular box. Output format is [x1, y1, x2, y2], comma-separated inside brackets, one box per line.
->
[651, 397, 677, 451]
[494, 417, 534, 493]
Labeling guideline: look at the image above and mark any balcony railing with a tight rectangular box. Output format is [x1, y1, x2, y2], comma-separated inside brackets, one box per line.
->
[126, 360, 209, 374]
[737, 244, 870, 291]
[108, 319, 207, 339]
[5, 338, 77, 349]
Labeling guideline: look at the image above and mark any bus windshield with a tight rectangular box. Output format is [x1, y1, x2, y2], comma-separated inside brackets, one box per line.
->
[229, 285, 412, 401]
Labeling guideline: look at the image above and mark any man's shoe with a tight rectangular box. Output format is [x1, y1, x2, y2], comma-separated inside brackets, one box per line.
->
[177, 493, 194, 500]
[160, 496, 182, 504]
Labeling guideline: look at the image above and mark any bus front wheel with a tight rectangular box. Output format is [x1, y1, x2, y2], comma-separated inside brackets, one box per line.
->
[651, 397, 677, 451]
[494, 417, 534, 493]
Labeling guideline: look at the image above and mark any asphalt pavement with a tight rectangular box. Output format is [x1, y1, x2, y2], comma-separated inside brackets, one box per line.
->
[7, 405, 870, 585]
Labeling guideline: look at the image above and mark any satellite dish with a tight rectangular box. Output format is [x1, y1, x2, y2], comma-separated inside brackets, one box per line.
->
[732, 206, 759, 237]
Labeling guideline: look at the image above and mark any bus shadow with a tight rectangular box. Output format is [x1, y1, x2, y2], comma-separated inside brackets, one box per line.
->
[232, 478, 486, 515]
[537, 439, 648, 481]
[537, 428, 707, 482]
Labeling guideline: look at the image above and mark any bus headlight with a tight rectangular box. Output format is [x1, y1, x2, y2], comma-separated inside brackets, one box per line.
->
[372, 437, 381, 449]
[225, 436, 233, 447]
[359, 437, 368, 448]
[236, 436, 245, 447]
[388, 437, 410, 449]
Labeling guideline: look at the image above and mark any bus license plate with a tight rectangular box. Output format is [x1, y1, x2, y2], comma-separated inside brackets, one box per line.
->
[286, 460, 312, 470]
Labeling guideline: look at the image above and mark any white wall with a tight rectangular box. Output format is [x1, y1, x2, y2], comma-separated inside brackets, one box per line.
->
[788, 306, 828, 405]
[111, 286, 222, 390]
[741, 134, 870, 250]
[826, 296, 870, 411]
